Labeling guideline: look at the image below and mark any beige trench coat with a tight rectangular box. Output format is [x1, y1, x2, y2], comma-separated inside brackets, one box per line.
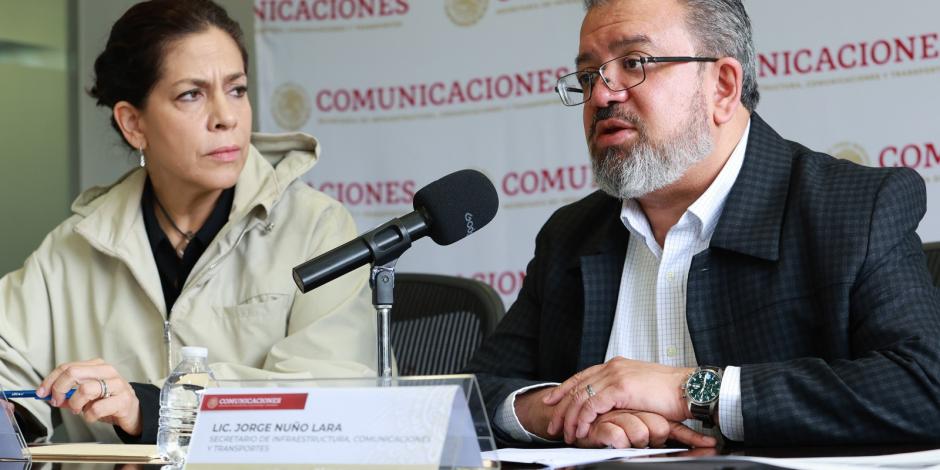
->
[0, 133, 376, 442]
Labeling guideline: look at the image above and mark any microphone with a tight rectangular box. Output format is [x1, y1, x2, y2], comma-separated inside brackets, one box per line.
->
[292, 169, 499, 293]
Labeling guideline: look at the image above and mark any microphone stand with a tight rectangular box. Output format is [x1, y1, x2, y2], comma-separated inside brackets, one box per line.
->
[371, 262, 396, 384]
[361, 218, 417, 384]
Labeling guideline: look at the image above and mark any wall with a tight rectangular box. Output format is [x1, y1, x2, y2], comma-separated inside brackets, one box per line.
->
[0, 0, 73, 274]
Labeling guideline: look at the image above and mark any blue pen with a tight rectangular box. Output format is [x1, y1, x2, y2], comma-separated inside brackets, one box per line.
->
[2, 389, 76, 400]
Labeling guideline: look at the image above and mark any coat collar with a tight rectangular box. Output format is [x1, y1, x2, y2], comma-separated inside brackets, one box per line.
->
[709, 113, 793, 261]
[71, 133, 319, 257]
[232, 132, 321, 223]
[68, 133, 320, 314]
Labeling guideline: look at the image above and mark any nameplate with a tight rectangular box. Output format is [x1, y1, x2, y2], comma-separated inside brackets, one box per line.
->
[0, 390, 29, 462]
[0, 405, 23, 460]
[185, 385, 482, 469]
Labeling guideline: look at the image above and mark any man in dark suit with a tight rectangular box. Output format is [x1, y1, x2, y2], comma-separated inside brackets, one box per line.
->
[468, 0, 940, 448]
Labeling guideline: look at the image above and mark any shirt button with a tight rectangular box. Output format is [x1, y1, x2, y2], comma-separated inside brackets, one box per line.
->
[667, 272, 675, 281]
[666, 346, 678, 357]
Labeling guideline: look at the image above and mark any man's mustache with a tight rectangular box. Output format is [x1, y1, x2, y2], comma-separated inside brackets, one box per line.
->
[590, 105, 643, 139]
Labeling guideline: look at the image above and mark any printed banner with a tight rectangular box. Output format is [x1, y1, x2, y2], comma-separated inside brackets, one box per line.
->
[256, 0, 940, 305]
[201, 393, 309, 411]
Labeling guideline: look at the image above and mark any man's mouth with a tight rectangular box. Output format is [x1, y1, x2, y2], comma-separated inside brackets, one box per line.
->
[593, 118, 638, 147]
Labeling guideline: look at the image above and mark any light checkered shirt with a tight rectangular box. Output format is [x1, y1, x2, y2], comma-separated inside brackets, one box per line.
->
[495, 121, 751, 444]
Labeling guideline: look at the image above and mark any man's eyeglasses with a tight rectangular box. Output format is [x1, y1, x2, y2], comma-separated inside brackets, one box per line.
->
[555, 53, 718, 106]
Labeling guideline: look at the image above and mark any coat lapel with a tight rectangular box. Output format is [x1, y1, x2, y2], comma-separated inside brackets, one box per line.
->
[686, 113, 794, 363]
[576, 195, 629, 369]
[709, 113, 792, 261]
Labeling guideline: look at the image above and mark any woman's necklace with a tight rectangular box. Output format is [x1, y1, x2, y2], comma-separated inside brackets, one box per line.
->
[153, 197, 195, 258]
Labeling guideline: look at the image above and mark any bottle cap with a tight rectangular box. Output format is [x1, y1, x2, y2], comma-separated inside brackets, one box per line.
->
[181, 346, 208, 358]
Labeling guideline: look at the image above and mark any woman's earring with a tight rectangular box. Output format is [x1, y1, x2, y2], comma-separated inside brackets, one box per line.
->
[139, 147, 146, 168]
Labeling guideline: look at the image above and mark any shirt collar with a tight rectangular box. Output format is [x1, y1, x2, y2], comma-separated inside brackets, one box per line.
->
[620, 119, 751, 249]
[141, 178, 235, 251]
[194, 185, 234, 245]
[141, 180, 167, 253]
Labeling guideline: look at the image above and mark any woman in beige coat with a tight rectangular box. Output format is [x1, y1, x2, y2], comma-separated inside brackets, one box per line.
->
[0, 0, 375, 443]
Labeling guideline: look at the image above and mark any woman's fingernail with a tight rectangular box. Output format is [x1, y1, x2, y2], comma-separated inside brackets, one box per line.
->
[36, 387, 46, 397]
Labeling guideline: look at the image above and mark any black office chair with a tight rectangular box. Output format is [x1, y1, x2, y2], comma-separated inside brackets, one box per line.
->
[924, 242, 940, 287]
[390, 273, 505, 376]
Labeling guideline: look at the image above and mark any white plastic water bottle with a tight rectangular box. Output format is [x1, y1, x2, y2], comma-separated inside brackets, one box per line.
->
[157, 346, 215, 466]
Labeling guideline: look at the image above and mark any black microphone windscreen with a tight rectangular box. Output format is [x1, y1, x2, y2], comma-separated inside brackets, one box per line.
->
[413, 169, 499, 245]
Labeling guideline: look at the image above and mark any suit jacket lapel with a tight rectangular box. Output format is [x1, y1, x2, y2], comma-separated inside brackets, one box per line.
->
[575, 195, 629, 369]
[709, 113, 792, 260]
[686, 113, 794, 363]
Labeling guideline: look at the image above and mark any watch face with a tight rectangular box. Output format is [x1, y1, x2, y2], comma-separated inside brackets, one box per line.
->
[687, 369, 721, 404]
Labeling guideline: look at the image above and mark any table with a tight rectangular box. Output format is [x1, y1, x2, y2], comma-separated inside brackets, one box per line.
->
[8, 443, 938, 469]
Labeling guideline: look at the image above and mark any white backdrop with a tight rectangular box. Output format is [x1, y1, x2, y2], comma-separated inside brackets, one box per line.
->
[255, 0, 940, 304]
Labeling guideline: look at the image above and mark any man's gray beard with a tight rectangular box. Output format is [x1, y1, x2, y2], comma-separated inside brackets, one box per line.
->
[591, 100, 713, 200]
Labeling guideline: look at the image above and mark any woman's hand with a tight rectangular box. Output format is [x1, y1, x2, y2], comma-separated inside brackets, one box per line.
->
[36, 358, 142, 437]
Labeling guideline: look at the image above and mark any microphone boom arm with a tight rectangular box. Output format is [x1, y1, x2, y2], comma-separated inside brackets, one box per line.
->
[291, 211, 429, 293]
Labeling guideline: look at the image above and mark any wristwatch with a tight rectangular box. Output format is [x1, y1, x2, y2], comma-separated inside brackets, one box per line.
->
[681, 366, 723, 428]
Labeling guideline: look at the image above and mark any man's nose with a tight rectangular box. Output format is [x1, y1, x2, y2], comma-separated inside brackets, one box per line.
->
[588, 74, 629, 108]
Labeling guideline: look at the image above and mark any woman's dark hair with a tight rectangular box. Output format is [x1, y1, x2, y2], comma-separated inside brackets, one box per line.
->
[89, 0, 248, 148]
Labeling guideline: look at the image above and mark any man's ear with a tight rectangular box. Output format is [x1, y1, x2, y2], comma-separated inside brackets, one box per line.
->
[113, 101, 147, 149]
[711, 57, 744, 125]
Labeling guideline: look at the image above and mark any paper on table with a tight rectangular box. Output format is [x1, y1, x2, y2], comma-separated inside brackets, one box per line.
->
[750, 448, 940, 470]
[481, 447, 684, 468]
[27, 443, 162, 462]
[624, 448, 940, 470]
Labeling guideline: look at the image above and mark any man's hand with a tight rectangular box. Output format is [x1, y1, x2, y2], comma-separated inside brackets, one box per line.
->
[542, 357, 695, 442]
[514, 384, 716, 449]
[574, 410, 716, 449]
[514, 387, 560, 440]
